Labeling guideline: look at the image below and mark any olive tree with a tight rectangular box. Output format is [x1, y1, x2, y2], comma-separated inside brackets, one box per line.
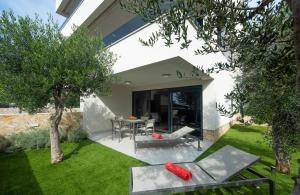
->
[0, 11, 115, 163]
[121, 0, 300, 191]
[239, 4, 299, 174]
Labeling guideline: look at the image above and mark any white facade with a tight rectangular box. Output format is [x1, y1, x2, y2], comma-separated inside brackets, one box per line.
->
[57, 0, 235, 137]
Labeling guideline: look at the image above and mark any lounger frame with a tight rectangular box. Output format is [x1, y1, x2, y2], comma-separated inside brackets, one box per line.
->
[133, 126, 201, 153]
[129, 165, 275, 195]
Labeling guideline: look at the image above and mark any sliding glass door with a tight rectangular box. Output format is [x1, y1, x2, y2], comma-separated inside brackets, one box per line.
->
[170, 87, 202, 132]
[133, 89, 170, 131]
[132, 86, 202, 137]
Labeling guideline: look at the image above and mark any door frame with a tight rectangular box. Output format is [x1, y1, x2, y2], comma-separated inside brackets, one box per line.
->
[132, 85, 203, 139]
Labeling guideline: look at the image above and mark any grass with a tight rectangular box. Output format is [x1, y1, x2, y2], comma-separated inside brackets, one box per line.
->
[0, 141, 144, 195]
[0, 124, 299, 195]
[189, 125, 299, 195]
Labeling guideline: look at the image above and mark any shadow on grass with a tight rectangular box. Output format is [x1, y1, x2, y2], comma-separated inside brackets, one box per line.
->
[231, 124, 266, 134]
[192, 124, 295, 195]
[64, 140, 92, 160]
[0, 151, 43, 194]
[260, 159, 274, 168]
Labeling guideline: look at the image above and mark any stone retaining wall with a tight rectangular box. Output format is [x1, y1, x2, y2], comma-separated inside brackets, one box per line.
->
[203, 121, 235, 141]
[203, 114, 241, 142]
[0, 112, 82, 136]
[0, 108, 21, 114]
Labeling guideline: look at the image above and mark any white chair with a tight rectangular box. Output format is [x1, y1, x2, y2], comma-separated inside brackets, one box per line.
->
[140, 116, 149, 121]
[138, 119, 155, 135]
[111, 119, 128, 142]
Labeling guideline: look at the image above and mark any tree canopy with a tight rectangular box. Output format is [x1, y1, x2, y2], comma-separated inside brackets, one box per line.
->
[121, 0, 300, 178]
[0, 11, 115, 113]
[121, 0, 300, 92]
[0, 11, 115, 163]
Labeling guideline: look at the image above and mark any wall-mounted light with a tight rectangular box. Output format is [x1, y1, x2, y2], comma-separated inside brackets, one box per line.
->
[124, 81, 132, 85]
[162, 73, 171, 78]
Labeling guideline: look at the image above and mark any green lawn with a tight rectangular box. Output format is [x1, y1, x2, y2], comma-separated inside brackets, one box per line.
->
[0, 125, 298, 195]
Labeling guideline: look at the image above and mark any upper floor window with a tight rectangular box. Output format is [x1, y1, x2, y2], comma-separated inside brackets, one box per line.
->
[103, 16, 147, 46]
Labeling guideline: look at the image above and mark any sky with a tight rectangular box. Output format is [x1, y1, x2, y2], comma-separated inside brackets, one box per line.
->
[0, 0, 66, 26]
[0, 0, 282, 29]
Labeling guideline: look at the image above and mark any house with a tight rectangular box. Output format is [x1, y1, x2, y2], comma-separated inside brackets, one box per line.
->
[56, 0, 235, 142]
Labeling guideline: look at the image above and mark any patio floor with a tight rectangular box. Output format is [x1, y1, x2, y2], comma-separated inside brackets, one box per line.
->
[88, 131, 213, 165]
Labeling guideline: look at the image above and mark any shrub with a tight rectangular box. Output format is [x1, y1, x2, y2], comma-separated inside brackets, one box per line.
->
[58, 128, 68, 141]
[7, 127, 88, 151]
[8, 128, 50, 150]
[0, 136, 11, 152]
[66, 128, 88, 142]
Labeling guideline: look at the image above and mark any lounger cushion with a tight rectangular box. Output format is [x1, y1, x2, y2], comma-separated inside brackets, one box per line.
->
[197, 145, 260, 182]
[169, 126, 195, 139]
[135, 133, 171, 142]
[131, 163, 216, 194]
[135, 126, 194, 143]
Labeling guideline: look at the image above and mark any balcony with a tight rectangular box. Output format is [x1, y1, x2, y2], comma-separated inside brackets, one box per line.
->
[56, 0, 82, 17]
[58, 0, 135, 38]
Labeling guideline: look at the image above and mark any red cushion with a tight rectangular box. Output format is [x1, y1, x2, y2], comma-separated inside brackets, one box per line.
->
[152, 133, 163, 139]
[165, 162, 192, 180]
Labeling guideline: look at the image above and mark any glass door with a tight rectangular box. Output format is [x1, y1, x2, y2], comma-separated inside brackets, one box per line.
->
[170, 87, 202, 133]
[132, 86, 202, 137]
[132, 91, 151, 118]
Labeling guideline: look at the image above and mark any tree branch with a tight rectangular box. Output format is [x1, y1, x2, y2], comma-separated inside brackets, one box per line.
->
[248, 0, 275, 18]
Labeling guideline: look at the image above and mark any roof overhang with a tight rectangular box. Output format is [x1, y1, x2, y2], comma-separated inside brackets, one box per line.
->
[56, 0, 81, 17]
[115, 57, 212, 90]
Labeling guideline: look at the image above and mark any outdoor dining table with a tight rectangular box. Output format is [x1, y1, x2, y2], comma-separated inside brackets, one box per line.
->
[123, 119, 145, 141]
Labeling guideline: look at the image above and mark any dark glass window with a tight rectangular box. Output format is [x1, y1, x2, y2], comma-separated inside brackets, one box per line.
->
[103, 16, 146, 46]
[132, 86, 202, 137]
[171, 89, 201, 132]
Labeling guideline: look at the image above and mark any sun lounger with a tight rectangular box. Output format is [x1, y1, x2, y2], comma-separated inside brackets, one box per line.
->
[134, 126, 199, 153]
[129, 145, 275, 195]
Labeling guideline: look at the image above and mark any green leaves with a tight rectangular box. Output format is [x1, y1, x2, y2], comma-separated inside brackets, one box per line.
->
[0, 11, 115, 113]
[121, 0, 299, 159]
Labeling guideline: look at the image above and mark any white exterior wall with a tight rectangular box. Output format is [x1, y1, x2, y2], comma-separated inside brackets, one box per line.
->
[81, 74, 233, 134]
[109, 22, 227, 74]
[105, 22, 234, 131]
[59, 0, 110, 36]
[67, 6, 235, 133]
[82, 85, 132, 134]
[56, 0, 63, 10]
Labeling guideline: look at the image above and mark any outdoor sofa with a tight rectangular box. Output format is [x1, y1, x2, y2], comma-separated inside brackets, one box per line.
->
[129, 145, 275, 195]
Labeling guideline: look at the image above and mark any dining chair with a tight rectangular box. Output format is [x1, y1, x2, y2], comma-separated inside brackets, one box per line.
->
[111, 119, 128, 142]
[138, 119, 155, 135]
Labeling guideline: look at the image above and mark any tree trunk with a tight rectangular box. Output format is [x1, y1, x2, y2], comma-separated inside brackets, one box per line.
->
[288, 0, 300, 193]
[49, 90, 64, 164]
[291, 0, 300, 93]
[240, 105, 245, 123]
[272, 120, 291, 174]
[272, 141, 291, 174]
[292, 159, 300, 195]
